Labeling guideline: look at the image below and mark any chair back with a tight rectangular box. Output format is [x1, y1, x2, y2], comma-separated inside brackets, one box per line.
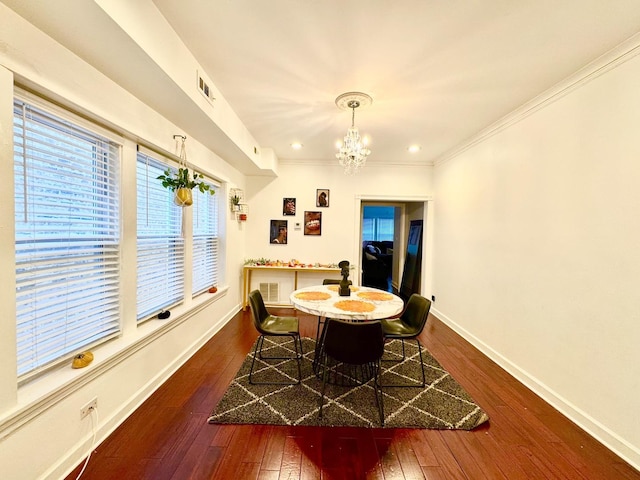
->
[248, 290, 270, 332]
[323, 319, 384, 365]
[322, 278, 351, 285]
[400, 294, 432, 334]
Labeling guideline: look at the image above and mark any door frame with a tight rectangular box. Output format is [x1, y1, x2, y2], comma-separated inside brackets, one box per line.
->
[354, 194, 434, 299]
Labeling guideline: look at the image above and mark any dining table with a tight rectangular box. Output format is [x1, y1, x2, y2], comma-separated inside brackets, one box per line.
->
[289, 284, 404, 384]
[289, 284, 404, 322]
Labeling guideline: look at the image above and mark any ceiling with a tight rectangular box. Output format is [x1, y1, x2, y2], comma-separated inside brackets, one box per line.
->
[4, 0, 640, 168]
[152, 0, 640, 166]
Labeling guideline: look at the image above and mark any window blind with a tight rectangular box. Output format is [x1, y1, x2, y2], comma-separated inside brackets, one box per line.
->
[13, 97, 121, 377]
[192, 182, 219, 294]
[136, 151, 184, 321]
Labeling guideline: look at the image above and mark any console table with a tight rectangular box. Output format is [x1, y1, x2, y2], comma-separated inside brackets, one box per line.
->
[242, 264, 340, 310]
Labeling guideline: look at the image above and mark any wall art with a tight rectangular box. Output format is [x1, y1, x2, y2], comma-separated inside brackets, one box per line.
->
[304, 211, 322, 235]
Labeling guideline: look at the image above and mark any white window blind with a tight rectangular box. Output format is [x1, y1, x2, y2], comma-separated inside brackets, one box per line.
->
[13, 97, 121, 377]
[362, 217, 394, 242]
[192, 182, 219, 295]
[136, 150, 184, 321]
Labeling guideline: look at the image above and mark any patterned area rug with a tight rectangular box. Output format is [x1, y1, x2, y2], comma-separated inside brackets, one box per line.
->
[208, 337, 489, 429]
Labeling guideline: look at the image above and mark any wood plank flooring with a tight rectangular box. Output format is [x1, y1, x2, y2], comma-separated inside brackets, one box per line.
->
[66, 308, 640, 479]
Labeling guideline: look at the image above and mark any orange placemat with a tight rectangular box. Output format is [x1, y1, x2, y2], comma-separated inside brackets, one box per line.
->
[357, 291, 394, 301]
[334, 299, 375, 313]
[294, 291, 331, 301]
[326, 285, 360, 292]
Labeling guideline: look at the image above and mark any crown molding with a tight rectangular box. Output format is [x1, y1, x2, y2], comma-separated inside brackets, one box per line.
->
[434, 32, 640, 166]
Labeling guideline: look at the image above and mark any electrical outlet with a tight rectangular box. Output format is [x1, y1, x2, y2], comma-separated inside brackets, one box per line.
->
[80, 397, 98, 419]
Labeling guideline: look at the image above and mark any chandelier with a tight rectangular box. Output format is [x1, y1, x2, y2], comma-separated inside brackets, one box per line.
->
[335, 92, 372, 174]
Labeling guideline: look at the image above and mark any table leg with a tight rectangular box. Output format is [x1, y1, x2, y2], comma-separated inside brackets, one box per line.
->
[242, 268, 251, 311]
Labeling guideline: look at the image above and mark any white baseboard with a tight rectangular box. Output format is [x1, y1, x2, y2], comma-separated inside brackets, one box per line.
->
[431, 307, 640, 472]
[50, 303, 238, 480]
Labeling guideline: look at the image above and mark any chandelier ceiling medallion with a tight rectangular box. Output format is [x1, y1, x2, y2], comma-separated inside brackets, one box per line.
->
[335, 92, 372, 175]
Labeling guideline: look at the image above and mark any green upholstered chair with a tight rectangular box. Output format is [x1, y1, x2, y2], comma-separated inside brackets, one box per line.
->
[317, 318, 385, 425]
[380, 293, 431, 387]
[248, 289, 302, 385]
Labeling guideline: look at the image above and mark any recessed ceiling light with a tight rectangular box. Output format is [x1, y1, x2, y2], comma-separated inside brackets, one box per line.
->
[290, 142, 303, 150]
[407, 145, 421, 153]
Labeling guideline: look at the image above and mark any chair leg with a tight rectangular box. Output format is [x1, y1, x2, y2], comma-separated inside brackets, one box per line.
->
[379, 337, 426, 388]
[416, 338, 426, 387]
[373, 361, 385, 426]
[249, 334, 302, 385]
[382, 338, 406, 362]
[312, 320, 329, 376]
[248, 335, 264, 384]
[319, 354, 329, 418]
[293, 334, 302, 384]
[315, 316, 324, 340]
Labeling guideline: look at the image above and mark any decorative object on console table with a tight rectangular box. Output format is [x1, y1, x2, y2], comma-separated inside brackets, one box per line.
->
[241, 262, 341, 310]
[338, 260, 351, 296]
[156, 135, 215, 207]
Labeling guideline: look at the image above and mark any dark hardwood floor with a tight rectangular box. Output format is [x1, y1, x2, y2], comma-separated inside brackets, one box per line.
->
[67, 307, 639, 479]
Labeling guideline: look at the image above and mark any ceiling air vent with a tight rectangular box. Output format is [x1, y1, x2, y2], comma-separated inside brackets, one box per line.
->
[197, 70, 215, 104]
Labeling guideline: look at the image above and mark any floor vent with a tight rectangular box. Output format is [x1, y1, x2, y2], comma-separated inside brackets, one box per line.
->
[259, 282, 279, 303]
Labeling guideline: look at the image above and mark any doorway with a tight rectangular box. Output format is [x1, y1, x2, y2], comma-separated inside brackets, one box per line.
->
[361, 206, 395, 291]
[358, 198, 431, 298]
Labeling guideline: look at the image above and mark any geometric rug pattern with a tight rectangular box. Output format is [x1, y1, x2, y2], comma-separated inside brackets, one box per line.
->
[208, 337, 489, 430]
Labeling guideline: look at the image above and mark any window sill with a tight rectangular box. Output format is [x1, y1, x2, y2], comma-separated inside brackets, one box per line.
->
[0, 286, 228, 441]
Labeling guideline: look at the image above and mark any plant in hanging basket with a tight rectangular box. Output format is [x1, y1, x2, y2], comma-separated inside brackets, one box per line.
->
[157, 167, 215, 206]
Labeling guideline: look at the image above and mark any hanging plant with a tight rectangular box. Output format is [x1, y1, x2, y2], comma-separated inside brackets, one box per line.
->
[157, 167, 214, 206]
[157, 135, 215, 207]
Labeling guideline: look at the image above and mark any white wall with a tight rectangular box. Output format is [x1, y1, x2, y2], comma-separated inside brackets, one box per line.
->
[245, 162, 433, 268]
[0, 5, 247, 480]
[433, 44, 640, 468]
[3, 0, 640, 476]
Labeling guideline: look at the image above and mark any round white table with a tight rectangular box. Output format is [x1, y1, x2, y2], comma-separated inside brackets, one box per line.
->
[289, 284, 404, 321]
[290, 284, 404, 385]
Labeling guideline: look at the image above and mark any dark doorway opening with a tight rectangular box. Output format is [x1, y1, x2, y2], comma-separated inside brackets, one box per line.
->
[361, 206, 394, 291]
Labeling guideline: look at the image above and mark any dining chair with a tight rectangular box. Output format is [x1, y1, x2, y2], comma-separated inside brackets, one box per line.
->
[316, 278, 351, 340]
[317, 318, 385, 426]
[248, 289, 303, 385]
[380, 293, 431, 387]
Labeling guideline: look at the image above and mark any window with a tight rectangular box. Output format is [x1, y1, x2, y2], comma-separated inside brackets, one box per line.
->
[362, 206, 395, 242]
[136, 150, 184, 321]
[192, 182, 219, 295]
[13, 95, 121, 377]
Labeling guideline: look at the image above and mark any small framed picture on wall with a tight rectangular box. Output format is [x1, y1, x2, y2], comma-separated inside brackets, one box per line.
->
[283, 197, 296, 216]
[270, 219, 288, 244]
[304, 211, 322, 235]
[316, 189, 329, 207]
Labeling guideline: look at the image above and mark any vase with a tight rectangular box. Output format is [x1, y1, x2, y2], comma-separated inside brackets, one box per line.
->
[174, 188, 193, 206]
